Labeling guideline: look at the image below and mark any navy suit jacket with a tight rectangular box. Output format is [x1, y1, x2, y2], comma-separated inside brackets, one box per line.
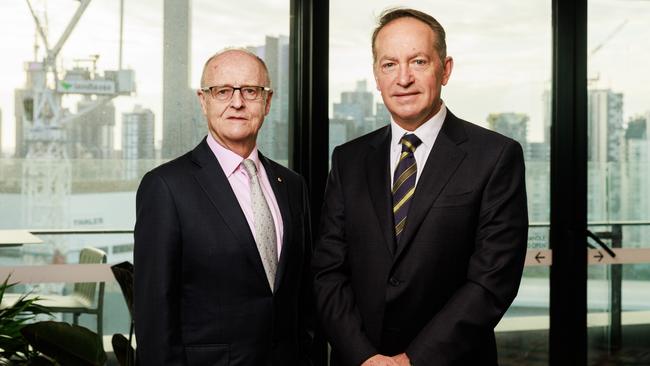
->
[135, 137, 314, 365]
[313, 111, 528, 366]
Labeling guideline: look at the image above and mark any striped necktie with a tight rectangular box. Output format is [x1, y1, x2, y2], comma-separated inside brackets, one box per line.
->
[392, 134, 422, 246]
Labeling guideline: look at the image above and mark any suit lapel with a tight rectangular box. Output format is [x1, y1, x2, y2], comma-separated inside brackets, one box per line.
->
[365, 127, 396, 256]
[190, 139, 269, 287]
[259, 154, 292, 293]
[394, 112, 468, 261]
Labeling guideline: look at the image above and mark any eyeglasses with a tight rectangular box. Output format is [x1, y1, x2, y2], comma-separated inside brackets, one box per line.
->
[200, 85, 272, 102]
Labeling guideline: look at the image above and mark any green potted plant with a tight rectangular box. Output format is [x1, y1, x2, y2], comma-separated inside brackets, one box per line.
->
[0, 276, 51, 364]
[0, 276, 107, 365]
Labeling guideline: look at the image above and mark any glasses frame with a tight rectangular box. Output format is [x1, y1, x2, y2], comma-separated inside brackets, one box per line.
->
[200, 85, 273, 102]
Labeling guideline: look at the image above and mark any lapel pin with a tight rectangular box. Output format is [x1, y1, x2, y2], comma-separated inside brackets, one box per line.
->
[277, 177, 282, 182]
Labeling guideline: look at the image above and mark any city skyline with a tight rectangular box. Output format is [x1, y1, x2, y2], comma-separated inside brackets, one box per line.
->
[1, 0, 649, 155]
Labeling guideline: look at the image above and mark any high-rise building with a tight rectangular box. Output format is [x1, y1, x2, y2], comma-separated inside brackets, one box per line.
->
[542, 89, 551, 144]
[526, 142, 550, 161]
[587, 89, 624, 221]
[487, 112, 529, 152]
[122, 105, 155, 179]
[14, 88, 29, 158]
[621, 114, 650, 245]
[66, 99, 115, 159]
[588, 89, 624, 162]
[162, 0, 196, 158]
[333, 80, 374, 140]
[190, 89, 207, 145]
[526, 159, 550, 223]
[375, 103, 391, 131]
[123, 105, 155, 160]
[249, 35, 290, 164]
[329, 118, 350, 158]
[336, 80, 373, 119]
[624, 115, 647, 146]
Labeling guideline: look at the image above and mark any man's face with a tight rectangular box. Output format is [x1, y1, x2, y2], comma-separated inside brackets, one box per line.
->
[373, 17, 453, 129]
[198, 51, 272, 151]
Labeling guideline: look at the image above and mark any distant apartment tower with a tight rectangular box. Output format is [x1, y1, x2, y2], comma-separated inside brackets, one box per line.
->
[624, 115, 649, 161]
[487, 112, 529, 152]
[621, 114, 650, 245]
[249, 35, 290, 164]
[542, 88, 551, 144]
[333, 80, 375, 140]
[162, 0, 195, 158]
[587, 89, 624, 221]
[123, 105, 155, 160]
[123, 105, 155, 179]
[526, 142, 550, 161]
[14, 88, 29, 158]
[588, 89, 624, 162]
[329, 118, 349, 158]
[66, 99, 115, 159]
[335, 80, 373, 120]
[375, 102, 391, 131]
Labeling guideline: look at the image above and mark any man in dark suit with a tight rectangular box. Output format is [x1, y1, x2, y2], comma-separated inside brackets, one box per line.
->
[134, 49, 313, 365]
[313, 8, 528, 366]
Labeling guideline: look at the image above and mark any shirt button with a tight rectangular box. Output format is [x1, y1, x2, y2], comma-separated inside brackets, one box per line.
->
[388, 277, 401, 286]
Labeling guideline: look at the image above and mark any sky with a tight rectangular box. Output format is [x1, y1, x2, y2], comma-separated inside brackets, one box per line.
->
[1, 0, 649, 155]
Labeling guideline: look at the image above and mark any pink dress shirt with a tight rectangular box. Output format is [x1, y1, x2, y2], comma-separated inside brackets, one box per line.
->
[207, 134, 284, 259]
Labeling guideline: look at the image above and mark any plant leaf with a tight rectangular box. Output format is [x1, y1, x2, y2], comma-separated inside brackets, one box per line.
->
[20, 321, 107, 366]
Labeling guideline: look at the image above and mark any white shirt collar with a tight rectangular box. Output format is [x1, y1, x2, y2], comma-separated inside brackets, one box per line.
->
[390, 101, 447, 149]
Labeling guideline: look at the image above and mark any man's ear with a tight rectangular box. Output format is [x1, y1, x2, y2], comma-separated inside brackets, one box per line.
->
[441, 56, 454, 86]
[197, 89, 208, 115]
[264, 91, 273, 116]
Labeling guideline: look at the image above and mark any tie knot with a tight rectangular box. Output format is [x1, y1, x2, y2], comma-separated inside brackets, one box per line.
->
[242, 159, 258, 178]
[400, 134, 422, 153]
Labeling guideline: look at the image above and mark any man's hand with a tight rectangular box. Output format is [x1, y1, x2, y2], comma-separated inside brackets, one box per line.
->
[361, 354, 400, 366]
[391, 353, 411, 366]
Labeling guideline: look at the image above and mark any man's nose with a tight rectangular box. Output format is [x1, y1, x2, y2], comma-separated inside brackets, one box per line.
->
[230, 89, 244, 108]
[397, 65, 414, 87]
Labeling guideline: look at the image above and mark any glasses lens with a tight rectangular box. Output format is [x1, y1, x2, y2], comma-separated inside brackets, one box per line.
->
[241, 87, 262, 101]
[212, 86, 234, 101]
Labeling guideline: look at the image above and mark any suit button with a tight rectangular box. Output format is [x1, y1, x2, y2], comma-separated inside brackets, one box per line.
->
[388, 277, 401, 286]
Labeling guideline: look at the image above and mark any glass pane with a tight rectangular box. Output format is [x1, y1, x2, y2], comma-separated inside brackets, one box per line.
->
[587, 0, 650, 364]
[0, 0, 290, 348]
[0, 234, 132, 337]
[0, 0, 290, 230]
[329, 1, 551, 364]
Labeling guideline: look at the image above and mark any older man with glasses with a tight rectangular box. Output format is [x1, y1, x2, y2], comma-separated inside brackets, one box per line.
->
[134, 48, 315, 366]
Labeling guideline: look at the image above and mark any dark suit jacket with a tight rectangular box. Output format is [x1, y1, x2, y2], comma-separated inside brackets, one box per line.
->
[134, 137, 314, 366]
[313, 111, 528, 366]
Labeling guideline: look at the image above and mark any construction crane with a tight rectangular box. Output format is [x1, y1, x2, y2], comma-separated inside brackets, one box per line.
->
[588, 19, 627, 85]
[20, 0, 135, 231]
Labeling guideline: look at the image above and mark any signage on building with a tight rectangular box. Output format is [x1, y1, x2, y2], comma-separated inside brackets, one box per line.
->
[57, 80, 116, 95]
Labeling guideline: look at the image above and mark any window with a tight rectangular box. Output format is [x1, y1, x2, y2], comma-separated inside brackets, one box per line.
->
[0, 0, 290, 341]
[329, 1, 551, 363]
[587, 1, 650, 363]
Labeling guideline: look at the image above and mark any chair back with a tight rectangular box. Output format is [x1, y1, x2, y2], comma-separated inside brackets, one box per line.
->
[73, 247, 107, 306]
[111, 261, 134, 318]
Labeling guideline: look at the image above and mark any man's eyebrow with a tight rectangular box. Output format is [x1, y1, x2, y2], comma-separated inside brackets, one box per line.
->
[378, 55, 398, 62]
